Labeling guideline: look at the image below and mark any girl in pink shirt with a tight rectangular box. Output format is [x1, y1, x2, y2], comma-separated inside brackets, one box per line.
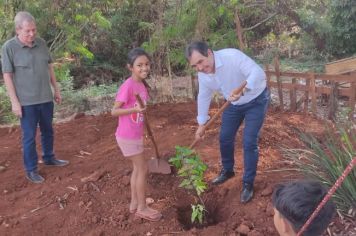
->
[111, 48, 162, 221]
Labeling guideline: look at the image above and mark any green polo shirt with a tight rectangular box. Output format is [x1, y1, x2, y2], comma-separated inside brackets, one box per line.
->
[1, 36, 54, 106]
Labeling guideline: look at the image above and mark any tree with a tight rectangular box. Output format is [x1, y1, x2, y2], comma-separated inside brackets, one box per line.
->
[328, 0, 356, 57]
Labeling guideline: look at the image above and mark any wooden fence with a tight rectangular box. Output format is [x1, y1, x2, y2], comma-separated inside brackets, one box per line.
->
[265, 58, 356, 120]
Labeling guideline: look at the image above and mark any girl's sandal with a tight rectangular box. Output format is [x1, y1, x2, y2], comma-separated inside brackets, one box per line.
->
[135, 210, 162, 222]
[130, 198, 154, 213]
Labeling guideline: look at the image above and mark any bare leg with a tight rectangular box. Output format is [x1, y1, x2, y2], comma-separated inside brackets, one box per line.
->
[129, 161, 138, 213]
[130, 153, 161, 220]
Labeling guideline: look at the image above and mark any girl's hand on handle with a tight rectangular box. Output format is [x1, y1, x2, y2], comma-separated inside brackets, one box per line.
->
[195, 125, 205, 140]
[134, 105, 146, 113]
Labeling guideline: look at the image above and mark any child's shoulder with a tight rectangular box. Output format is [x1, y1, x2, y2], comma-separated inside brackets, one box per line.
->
[119, 77, 133, 88]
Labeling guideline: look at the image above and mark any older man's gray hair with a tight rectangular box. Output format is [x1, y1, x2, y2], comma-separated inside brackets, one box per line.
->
[14, 11, 35, 29]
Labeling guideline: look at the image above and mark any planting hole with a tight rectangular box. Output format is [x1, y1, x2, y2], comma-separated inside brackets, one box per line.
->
[176, 202, 219, 230]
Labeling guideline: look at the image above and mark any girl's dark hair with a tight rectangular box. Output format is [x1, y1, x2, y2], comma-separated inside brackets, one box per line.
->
[127, 47, 151, 90]
[127, 48, 151, 66]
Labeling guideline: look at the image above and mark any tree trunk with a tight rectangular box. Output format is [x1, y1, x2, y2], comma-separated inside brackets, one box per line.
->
[234, 9, 245, 51]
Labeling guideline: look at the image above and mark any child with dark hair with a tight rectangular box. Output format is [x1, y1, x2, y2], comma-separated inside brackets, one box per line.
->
[112, 48, 161, 221]
[272, 180, 336, 236]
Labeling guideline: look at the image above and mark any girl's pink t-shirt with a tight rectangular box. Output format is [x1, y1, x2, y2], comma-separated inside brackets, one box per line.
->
[115, 77, 149, 140]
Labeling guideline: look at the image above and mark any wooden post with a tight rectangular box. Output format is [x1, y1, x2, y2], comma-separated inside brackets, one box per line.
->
[290, 78, 297, 111]
[328, 81, 338, 121]
[265, 64, 271, 88]
[350, 82, 356, 120]
[304, 78, 310, 113]
[191, 75, 198, 101]
[310, 73, 317, 115]
[274, 57, 284, 111]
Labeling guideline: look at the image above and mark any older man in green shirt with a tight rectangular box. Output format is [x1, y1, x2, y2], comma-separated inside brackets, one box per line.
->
[1, 11, 69, 183]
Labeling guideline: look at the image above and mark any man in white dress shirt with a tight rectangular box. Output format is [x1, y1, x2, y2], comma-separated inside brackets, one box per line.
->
[185, 41, 270, 203]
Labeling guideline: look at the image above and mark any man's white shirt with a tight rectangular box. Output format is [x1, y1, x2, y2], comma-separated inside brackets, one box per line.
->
[197, 48, 267, 125]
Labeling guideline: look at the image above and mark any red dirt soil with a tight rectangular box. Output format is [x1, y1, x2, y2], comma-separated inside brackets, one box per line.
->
[0, 102, 332, 236]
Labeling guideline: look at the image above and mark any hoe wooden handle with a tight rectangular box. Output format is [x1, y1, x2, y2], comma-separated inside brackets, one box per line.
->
[135, 94, 160, 159]
[189, 80, 247, 149]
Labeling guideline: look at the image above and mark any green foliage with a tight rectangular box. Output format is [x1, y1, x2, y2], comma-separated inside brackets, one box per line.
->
[54, 64, 74, 93]
[0, 85, 17, 124]
[328, 0, 356, 57]
[55, 63, 117, 113]
[191, 204, 205, 224]
[282, 122, 356, 216]
[169, 146, 208, 224]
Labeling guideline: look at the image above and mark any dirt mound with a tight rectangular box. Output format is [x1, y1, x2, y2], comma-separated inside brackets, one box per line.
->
[0, 102, 335, 236]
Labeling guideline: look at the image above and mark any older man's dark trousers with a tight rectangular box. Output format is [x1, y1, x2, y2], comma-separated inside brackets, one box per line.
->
[20, 102, 55, 173]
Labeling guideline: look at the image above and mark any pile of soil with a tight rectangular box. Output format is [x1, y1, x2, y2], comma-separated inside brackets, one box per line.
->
[0, 102, 350, 235]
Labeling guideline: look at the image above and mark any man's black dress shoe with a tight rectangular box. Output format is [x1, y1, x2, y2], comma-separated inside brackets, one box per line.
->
[212, 169, 235, 185]
[240, 183, 254, 203]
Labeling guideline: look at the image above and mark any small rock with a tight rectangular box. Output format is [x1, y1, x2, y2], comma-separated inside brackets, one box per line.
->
[78, 201, 85, 207]
[3, 189, 8, 194]
[3, 221, 10, 227]
[261, 185, 273, 196]
[237, 224, 251, 235]
[0, 166, 6, 172]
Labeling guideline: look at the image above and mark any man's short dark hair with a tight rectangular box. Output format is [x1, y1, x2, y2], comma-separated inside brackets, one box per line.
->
[272, 180, 335, 236]
[185, 41, 209, 60]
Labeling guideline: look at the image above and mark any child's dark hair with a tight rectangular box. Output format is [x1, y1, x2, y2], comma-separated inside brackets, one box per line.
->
[127, 47, 151, 90]
[272, 180, 335, 236]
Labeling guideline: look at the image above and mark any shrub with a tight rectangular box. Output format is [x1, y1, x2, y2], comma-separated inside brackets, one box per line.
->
[0, 85, 17, 124]
[55, 64, 118, 114]
[282, 122, 356, 217]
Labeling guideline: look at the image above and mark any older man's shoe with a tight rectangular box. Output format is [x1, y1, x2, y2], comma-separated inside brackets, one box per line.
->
[240, 183, 254, 203]
[26, 171, 44, 184]
[44, 159, 69, 167]
[212, 169, 235, 185]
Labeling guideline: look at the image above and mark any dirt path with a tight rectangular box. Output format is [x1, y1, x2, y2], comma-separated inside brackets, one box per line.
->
[0, 102, 328, 236]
